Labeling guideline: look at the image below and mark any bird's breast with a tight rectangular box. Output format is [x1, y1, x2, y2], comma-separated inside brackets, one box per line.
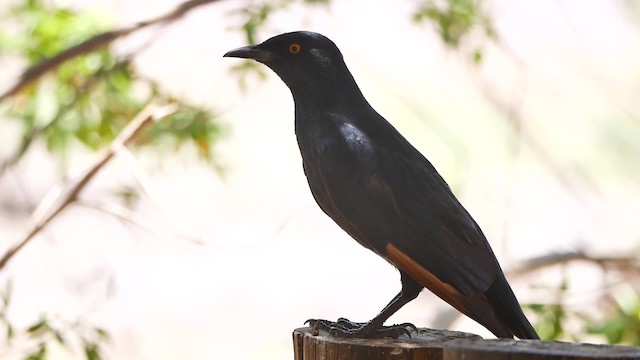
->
[298, 116, 376, 165]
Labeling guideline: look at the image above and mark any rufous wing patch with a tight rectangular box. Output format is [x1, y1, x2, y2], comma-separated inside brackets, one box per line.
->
[386, 243, 470, 315]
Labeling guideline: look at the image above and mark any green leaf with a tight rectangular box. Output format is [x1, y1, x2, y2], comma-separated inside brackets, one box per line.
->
[24, 343, 46, 360]
[26, 318, 49, 335]
[84, 341, 102, 360]
[472, 48, 483, 64]
[1, 280, 13, 308]
[412, 0, 492, 50]
[7, 323, 14, 341]
[53, 329, 66, 347]
[94, 327, 110, 341]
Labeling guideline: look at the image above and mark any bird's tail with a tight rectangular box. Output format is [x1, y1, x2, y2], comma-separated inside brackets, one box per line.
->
[485, 273, 540, 339]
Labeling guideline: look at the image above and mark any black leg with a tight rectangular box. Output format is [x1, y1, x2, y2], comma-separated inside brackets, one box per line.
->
[307, 271, 423, 338]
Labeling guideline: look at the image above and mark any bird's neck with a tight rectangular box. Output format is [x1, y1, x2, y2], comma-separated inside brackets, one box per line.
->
[290, 75, 370, 114]
[292, 73, 378, 162]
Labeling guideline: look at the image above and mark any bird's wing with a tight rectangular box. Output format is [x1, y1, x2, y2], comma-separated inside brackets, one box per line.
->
[305, 113, 500, 297]
[380, 141, 500, 296]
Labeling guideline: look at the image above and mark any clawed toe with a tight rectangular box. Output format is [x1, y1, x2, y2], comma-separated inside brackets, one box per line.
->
[376, 323, 416, 338]
[305, 318, 417, 339]
[396, 322, 419, 335]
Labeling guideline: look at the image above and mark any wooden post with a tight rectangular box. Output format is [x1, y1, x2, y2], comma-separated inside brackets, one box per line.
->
[292, 327, 480, 360]
[293, 328, 640, 360]
[443, 338, 640, 360]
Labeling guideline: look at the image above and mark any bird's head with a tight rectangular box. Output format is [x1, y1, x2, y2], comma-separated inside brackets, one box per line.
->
[224, 31, 352, 98]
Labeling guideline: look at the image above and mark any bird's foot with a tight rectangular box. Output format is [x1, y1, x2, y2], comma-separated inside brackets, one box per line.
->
[305, 318, 417, 339]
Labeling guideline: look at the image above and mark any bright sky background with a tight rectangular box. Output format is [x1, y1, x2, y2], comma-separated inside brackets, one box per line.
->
[1, 0, 640, 359]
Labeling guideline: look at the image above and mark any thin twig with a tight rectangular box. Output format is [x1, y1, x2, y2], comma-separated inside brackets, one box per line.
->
[0, 104, 179, 271]
[118, 148, 204, 245]
[77, 199, 203, 245]
[0, 0, 222, 104]
[508, 250, 640, 278]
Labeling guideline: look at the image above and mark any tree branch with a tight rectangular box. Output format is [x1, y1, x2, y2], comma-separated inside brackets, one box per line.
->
[0, 0, 222, 104]
[0, 104, 179, 271]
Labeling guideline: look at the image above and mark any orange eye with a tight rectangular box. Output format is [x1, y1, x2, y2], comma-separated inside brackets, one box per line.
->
[289, 43, 301, 54]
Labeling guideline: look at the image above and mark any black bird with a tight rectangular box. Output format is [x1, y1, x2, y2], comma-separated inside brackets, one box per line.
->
[224, 31, 539, 340]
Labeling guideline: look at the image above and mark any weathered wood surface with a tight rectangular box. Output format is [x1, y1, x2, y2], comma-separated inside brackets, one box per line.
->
[292, 326, 480, 360]
[443, 338, 640, 360]
[293, 327, 640, 360]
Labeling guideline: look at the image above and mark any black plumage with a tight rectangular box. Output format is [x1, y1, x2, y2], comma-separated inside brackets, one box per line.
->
[224, 31, 539, 339]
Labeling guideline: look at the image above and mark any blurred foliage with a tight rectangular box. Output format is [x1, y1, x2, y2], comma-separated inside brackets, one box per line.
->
[526, 278, 576, 341]
[0, 0, 226, 358]
[413, 0, 493, 46]
[0, 0, 223, 173]
[526, 272, 640, 345]
[587, 286, 640, 346]
[231, 0, 329, 46]
[227, 0, 492, 87]
[0, 281, 109, 360]
[412, 0, 493, 63]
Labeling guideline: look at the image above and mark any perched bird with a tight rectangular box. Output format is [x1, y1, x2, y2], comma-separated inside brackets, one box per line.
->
[224, 31, 539, 340]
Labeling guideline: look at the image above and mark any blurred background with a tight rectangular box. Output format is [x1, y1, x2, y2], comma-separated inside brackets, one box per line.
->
[0, 0, 639, 359]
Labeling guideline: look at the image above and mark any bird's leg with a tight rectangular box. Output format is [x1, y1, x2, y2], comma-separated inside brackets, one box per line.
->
[307, 273, 422, 339]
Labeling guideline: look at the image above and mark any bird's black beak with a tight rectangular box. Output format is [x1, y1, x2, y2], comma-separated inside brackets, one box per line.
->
[223, 45, 272, 62]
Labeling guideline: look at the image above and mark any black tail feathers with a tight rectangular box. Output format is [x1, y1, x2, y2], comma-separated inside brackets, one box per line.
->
[485, 274, 540, 340]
